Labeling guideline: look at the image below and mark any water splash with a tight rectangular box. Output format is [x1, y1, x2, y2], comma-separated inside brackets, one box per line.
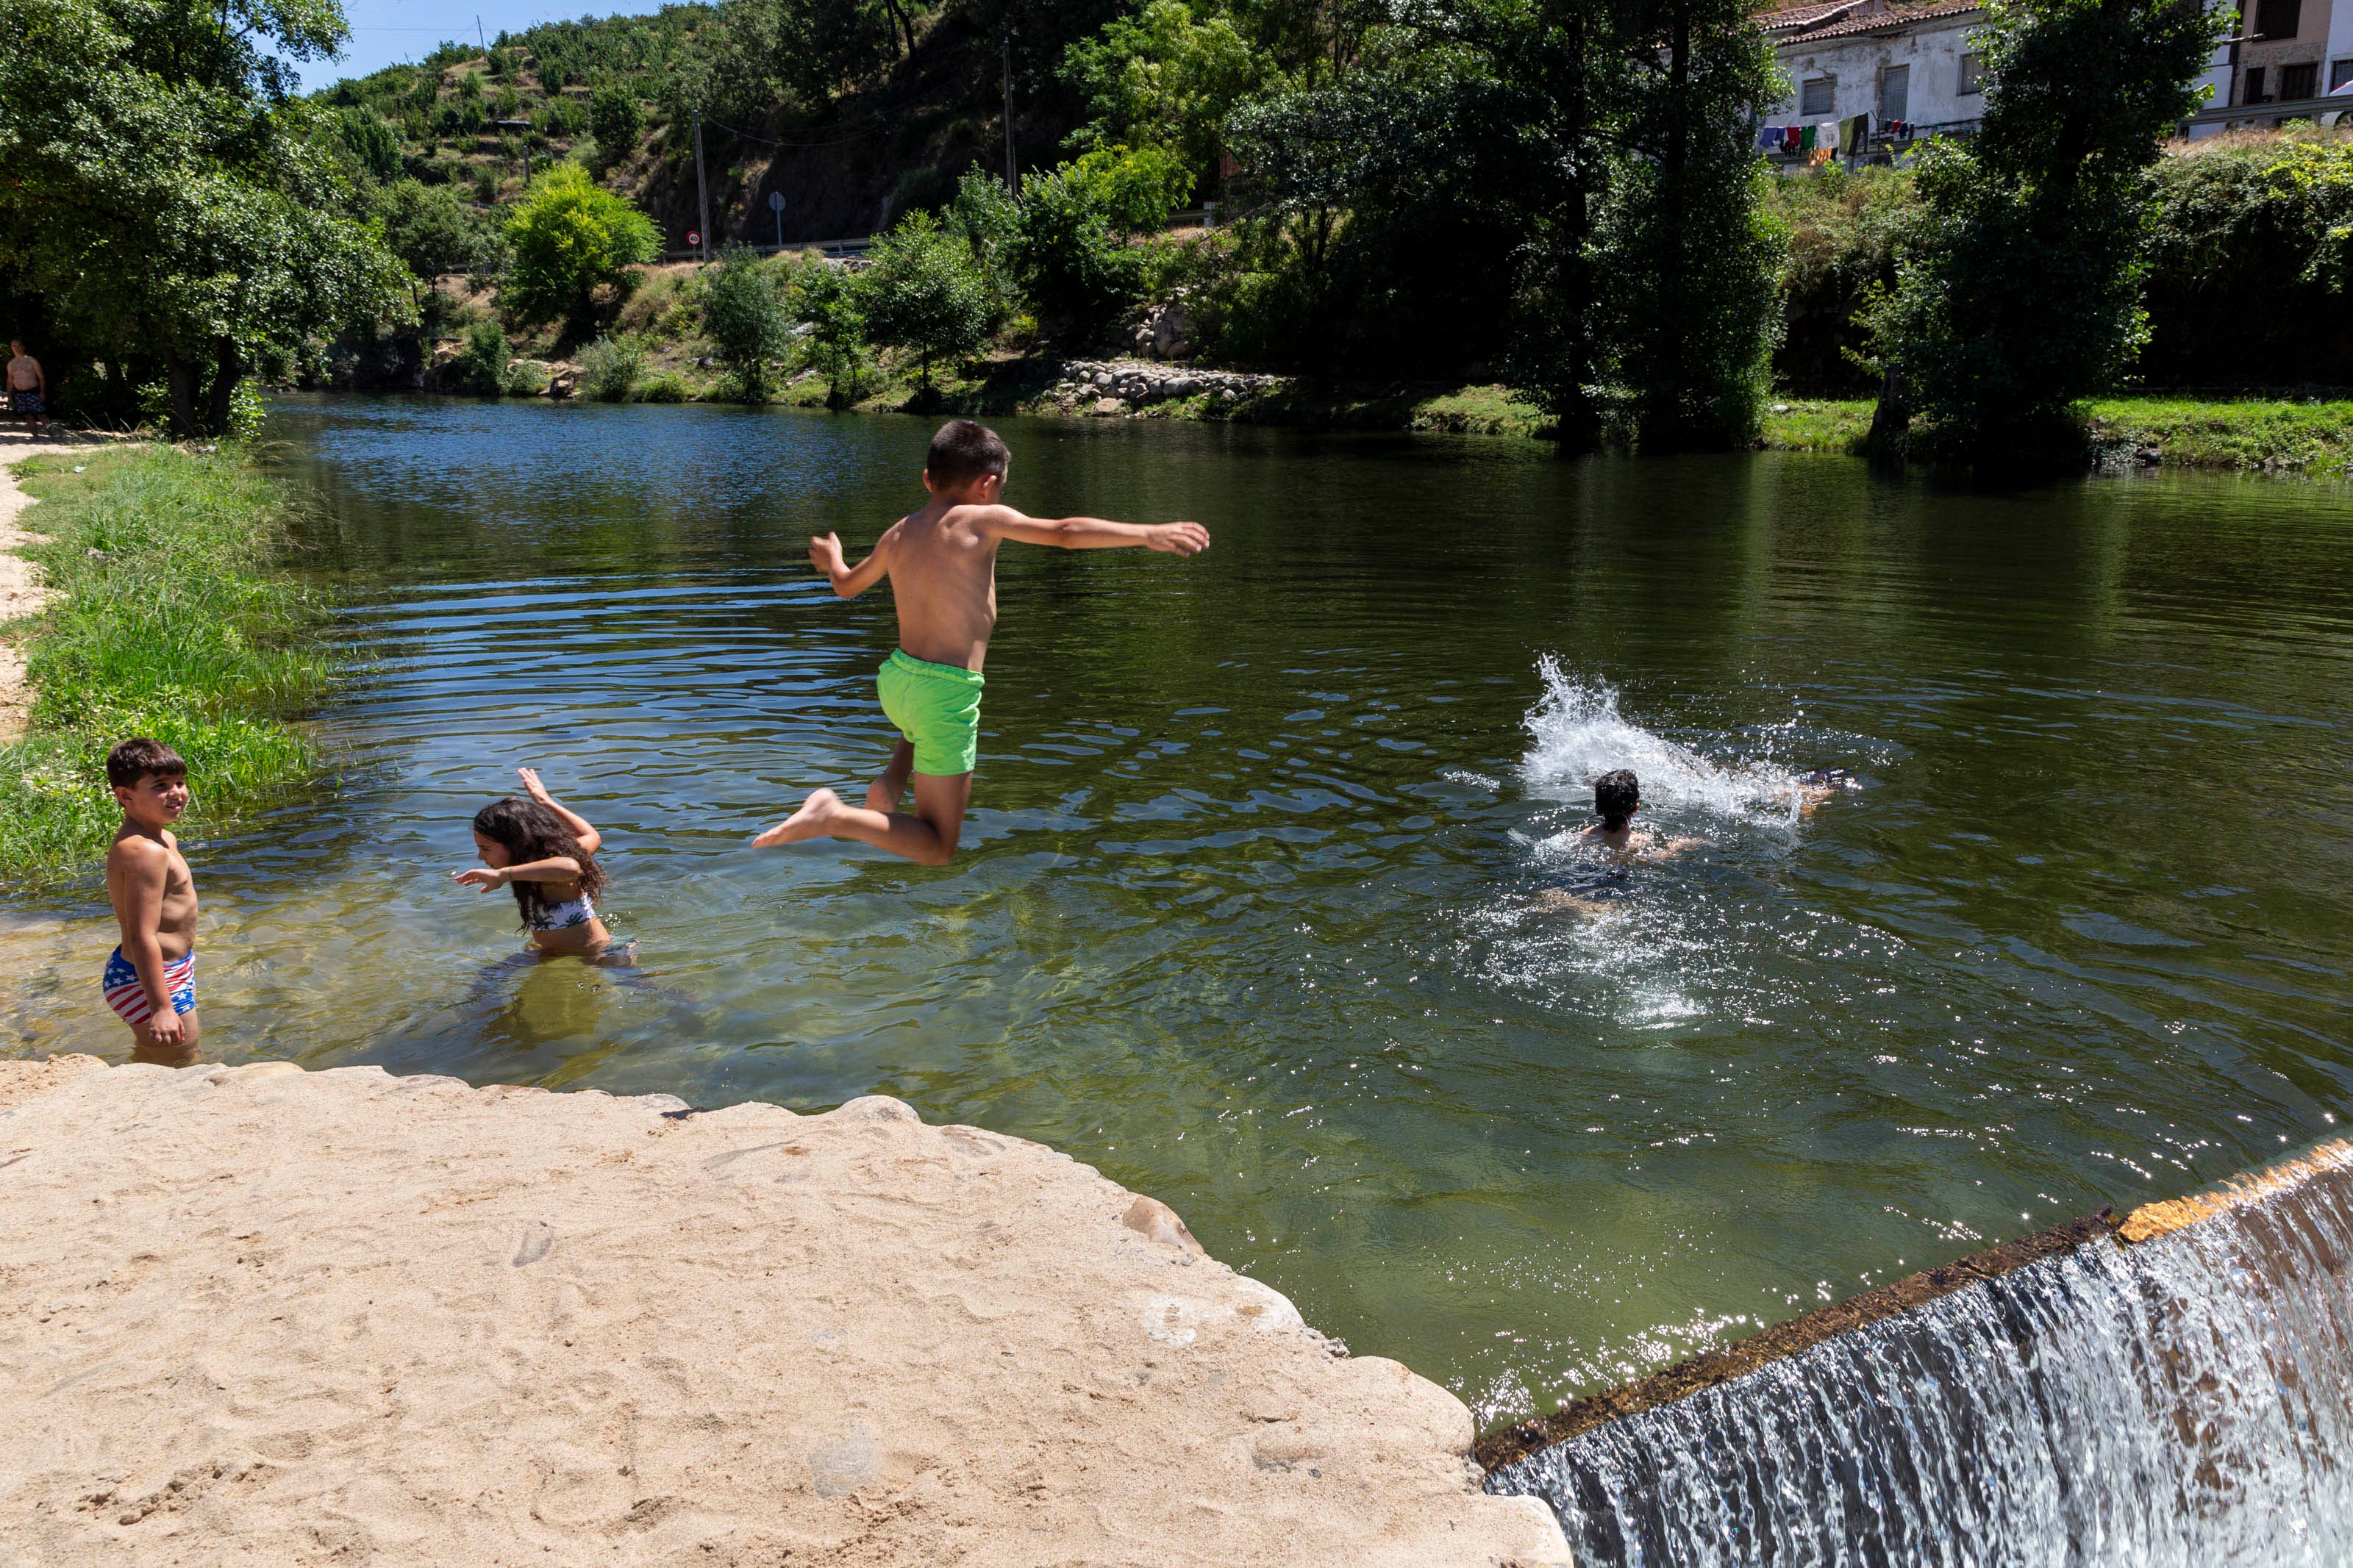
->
[1487, 1150, 2353, 1565]
[1518, 659, 1810, 829]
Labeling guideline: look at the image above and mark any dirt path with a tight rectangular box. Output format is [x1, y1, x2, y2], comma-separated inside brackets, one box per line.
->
[0, 434, 137, 742]
[0, 1057, 1570, 1566]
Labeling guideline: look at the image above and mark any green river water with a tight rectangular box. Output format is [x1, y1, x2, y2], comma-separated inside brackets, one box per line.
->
[6, 395, 2349, 1425]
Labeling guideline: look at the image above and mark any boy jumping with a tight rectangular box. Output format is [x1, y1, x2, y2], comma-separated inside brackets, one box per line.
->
[754, 420, 1208, 865]
[101, 738, 201, 1065]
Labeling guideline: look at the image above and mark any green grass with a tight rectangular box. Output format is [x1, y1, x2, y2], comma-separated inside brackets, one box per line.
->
[2085, 396, 2353, 474]
[1760, 398, 1873, 453]
[0, 448, 333, 884]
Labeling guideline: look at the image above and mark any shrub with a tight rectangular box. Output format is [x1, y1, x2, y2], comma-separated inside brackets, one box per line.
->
[700, 246, 792, 398]
[374, 177, 507, 279]
[502, 162, 659, 324]
[589, 86, 643, 164]
[334, 106, 402, 182]
[1768, 168, 1916, 395]
[1011, 165, 1149, 338]
[858, 212, 998, 386]
[635, 369, 690, 402]
[577, 333, 646, 400]
[788, 262, 875, 407]
[1069, 143, 1195, 232]
[451, 321, 510, 395]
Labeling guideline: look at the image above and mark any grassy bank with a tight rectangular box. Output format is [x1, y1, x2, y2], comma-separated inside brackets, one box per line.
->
[1755, 395, 2353, 473]
[0, 448, 332, 884]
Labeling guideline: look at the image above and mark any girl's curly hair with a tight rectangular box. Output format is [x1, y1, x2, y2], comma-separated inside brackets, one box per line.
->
[471, 796, 607, 929]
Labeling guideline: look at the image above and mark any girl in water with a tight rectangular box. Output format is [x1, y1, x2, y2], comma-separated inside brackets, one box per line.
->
[454, 768, 626, 959]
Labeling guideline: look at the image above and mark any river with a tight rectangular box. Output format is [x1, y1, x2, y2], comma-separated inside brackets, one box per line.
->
[5, 395, 2349, 1429]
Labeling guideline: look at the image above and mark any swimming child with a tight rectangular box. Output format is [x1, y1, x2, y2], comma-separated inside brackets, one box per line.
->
[753, 419, 1210, 866]
[1577, 769, 1705, 859]
[102, 738, 201, 1066]
[454, 767, 623, 958]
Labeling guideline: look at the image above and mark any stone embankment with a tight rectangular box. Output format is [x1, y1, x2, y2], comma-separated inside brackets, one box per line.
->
[0, 1056, 1568, 1567]
[1040, 359, 1288, 417]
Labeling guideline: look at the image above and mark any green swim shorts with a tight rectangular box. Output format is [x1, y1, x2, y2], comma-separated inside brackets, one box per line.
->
[877, 648, 985, 776]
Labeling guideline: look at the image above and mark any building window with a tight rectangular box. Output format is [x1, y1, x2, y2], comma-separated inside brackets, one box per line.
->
[1801, 76, 1835, 116]
[1878, 63, 1911, 122]
[2252, 0, 2301, 39]
[2279, 62, 2318, 99]
[2243, 65, 2267, 103]
[1957, 53, 1984, 95]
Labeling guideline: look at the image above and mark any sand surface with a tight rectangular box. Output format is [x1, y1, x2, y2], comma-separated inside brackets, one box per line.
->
[0, 1056, 1567, 1567]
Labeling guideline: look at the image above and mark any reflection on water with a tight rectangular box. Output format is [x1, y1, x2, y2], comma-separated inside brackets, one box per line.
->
[4, 395, 2350, 1425]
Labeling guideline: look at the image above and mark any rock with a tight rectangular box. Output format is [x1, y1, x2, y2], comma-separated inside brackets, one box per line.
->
[1089, 397, 1129, 416]
[543, 362, 580, 400]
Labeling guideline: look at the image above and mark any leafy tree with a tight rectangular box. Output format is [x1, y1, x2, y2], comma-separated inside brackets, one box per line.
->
[451, 320, 511, 395]
[375, 178, 507, 282]
[1009, 165, 1150, 337]
[0, 0, 413, 435]
[700, 246, 792, 397]
[1069, 143, 1196, 232]
[858, 213, 996, 385]
[334, 105, 403, 182]
[1062, 0, 1277, 182]
[788, 261, 874, 407]
[1865, 0, 2227, 457]
[501, 163, 660, 326]
[588, 84, 643, 157]
[1593, 0, 1785, 449]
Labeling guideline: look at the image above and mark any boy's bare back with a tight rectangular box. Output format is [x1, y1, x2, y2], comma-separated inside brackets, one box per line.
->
[865, 500, 1010, 672]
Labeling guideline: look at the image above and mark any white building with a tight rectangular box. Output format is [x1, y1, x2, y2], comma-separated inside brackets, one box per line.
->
[1757, 0, 2351, 164]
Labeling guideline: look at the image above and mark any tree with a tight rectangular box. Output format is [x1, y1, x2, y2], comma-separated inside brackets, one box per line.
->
[587, 84, 644, 160]
[375, 179, 507, 282]
[788, 261, 874, 407]
[858, 213, 996, 386]
[0, 0, 413, 435]
[501, 163, 660, 326]
[1062, 0, 1277, 185]
[1008, 164, 1151, 337]
[701, 246, 792, 397]
[333, 104, 402, 182]
[1865, 0, 2227, 457]
[1594, 0, 1785, 449]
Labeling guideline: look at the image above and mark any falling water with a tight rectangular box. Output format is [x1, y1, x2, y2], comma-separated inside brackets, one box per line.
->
[1486, 1145, 2353, 1567]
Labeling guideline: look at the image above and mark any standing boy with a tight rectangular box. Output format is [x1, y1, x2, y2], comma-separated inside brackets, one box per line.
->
[754, 420, 1209, 865]
[102, 738, 201, 1065]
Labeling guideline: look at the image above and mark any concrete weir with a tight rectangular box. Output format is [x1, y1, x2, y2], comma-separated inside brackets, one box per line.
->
[0, 1056, 1568, 1567]
[1485, 1140, 2353, 1564]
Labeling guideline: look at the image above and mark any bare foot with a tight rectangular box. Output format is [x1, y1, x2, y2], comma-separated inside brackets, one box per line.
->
[751, 789, 851, 848]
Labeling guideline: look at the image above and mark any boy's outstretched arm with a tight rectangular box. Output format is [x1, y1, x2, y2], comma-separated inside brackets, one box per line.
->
[810, 530, 891, 598]
[979, 509, 1209, 555]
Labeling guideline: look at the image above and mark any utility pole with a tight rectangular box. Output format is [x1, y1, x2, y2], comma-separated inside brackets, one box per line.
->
[693, 108, 712, 262]
[1001, 37, 1018, 191]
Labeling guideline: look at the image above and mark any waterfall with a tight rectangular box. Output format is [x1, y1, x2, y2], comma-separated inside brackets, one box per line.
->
[1485, 1142, 2353, 1567]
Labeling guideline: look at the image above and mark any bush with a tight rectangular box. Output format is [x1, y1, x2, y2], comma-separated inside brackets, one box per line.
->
[589, 86, 643, 164]
[451, 321, 510, 395]
[1768, 168, 1916, 395]
[375, 177, 507, 279]
[335, 106, 402, 182]
[1068, 143, 1194, 232]
[788, 262, 875, 407]
[858, 212, 999, 386]
[700, 246, 792, 398]
[635, 369, 690, 401]
[577, 333, 646, 400]
[502, 162, 659, 324]
[1011, 165, 1149, 338]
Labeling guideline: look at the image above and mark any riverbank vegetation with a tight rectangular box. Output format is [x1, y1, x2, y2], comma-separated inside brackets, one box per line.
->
[9, 0, 2346, 470]
[0, 450, 332, 884]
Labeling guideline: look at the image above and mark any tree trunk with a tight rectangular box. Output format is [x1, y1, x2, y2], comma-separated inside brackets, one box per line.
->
[1867, 365, 1910, 452]
[204, 337, 240, 437]
[165, 355, 200, 439]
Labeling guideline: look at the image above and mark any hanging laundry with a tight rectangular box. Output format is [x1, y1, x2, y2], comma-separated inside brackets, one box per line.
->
[1758, 126, 1782, 151]
[1799, 123, 1816, 151]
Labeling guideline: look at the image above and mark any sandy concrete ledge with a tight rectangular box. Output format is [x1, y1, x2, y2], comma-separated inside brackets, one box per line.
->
[0, 1056, 1568, 1567]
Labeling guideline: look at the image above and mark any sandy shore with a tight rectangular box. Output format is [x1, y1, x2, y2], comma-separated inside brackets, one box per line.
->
[0, 1056, 1567, 1566]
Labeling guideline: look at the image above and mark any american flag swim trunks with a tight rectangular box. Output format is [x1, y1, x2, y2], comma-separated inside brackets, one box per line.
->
[101, 946, 196, 1025]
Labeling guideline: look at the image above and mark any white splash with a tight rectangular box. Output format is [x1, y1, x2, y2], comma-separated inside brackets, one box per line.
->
[1519, 658, 1809, 829]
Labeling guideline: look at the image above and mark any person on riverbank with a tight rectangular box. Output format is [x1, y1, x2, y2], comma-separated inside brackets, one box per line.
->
[7, 341, 49, 437]
[454, 767, 629, 961]
[753, 419, 1209, 866]
[102, 738, 201, 1065]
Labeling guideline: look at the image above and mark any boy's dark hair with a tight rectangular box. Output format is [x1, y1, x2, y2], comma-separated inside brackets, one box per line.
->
[473, 796, 608, 930]
[926, 419, 1010, 485]
[107, 737, 187, 790]
[1594, 769, 1639, 829]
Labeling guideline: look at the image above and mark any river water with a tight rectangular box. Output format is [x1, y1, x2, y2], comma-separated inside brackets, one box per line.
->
[4, 395, 2349, 1428]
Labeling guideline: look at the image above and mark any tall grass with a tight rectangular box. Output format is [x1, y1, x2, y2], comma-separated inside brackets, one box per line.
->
[0, 448, 332, 884]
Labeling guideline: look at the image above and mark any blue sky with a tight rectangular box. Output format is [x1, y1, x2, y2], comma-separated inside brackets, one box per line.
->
[291, 0, 669, 90]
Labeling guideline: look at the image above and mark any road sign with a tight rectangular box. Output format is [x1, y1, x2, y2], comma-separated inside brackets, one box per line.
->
[687, 230, 701, 248]
[768, 192, 786, 212]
